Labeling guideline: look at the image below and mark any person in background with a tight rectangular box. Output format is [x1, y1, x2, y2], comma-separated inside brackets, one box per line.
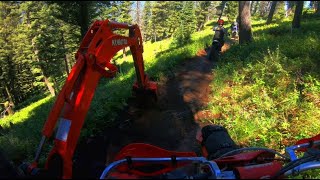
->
[230, 20, 239, 38]
[212, 19, 228, 52]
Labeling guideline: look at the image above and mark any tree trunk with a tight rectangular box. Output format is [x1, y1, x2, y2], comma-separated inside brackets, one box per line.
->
[219, 1, 227, 20]
[34, 48, 56, 96]
[3, 101, 14, 115]
[153, 24, 157, 42]
[5, 54, 18, 104]
[79, 1, 89, 38]
[286, 1, 295, 17]
[316, 1, 320, 14]
[4, 86, 14, 115]
[292, 1, 304, 28]
[64, 55, 70, 75]
[250, 1, 255, 14]
[253, 1, 260, 16]
[28, 9, 56, 96]
[239, 1, 253, 44]
[44, 76, 56, 96]
[266, 1, 278, 24]
[4, 85, 14, 108]
[60, 31, 70, 75]
[136, 1, 141, 26]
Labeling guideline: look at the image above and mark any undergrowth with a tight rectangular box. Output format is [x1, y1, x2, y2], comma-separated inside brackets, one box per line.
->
[203, 15, 320, 178]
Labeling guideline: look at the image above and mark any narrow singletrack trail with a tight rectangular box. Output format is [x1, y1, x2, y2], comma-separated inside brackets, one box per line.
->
[73, 41, 233, 178]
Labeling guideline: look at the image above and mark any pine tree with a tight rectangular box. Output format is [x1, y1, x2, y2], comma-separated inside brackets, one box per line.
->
[207, 1, 222, 21]
[225, 1, 238, 22]
[266, 1, 278, 24]
[195, 1, 211, 31]
[48, 1, 109, 39]
[292, 1, 304, 28]
[166, 1, 184, 37]
[216, 1, 227, 19]
[173, 1, 196, 46]
[151, 1, 171, 42]
[99, 1, 120, 21]
[16, 1, 68, 96]
[0, 1, 21, 105]
[259, 1, 272, 17]
[184, 1, 197, 33]
[142, 1, 153, 41]
[134, 1, 142, 27]
[286, 1, 296, 17]
[118, 1, 133, 23]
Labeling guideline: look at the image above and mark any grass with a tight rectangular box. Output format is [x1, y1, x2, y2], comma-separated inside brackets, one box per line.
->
[202, 14, 320, 179]
[0, 19, 215, 165]
[1, 13, 319, 178]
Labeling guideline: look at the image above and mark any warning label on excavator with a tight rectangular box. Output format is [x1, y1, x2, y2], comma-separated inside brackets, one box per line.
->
[112, 39, 127, 46]
[56, 118, 71, 142]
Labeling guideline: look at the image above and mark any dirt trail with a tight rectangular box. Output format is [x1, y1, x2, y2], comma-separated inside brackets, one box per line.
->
[73, 42, 232, 177]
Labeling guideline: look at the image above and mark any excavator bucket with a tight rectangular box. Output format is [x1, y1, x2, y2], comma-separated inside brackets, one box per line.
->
[132, 76, 158, 108]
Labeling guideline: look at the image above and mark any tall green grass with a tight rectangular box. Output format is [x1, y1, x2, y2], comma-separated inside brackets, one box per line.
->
[203, 15, 320, 178]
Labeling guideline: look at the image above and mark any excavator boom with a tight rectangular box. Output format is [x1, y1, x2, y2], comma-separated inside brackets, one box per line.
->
[25, 19, 157, 178]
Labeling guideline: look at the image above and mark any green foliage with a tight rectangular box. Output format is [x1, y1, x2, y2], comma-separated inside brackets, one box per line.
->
[172, 1, 197, 46]
[143, 1, 214, 42]
[118, 1, 133, 23]
[205, 15, 320, 156]
[273, 1, 286, 21]
[150, 1, 171, 41]
[0, 1, 28, 104]
[166, 1, 184, 37]
[224, 1, 238, 22]
[142, 1, 153, 41]
[195, 1, 211, 31]
[0, 1, 81, 108]
[0, 96, 54, 162]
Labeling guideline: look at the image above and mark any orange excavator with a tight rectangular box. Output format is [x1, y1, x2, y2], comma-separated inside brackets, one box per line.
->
[20, 19, 157, 178]
[19, 19, 320, 179]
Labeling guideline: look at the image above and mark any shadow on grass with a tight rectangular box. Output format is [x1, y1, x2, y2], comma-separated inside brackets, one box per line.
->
[0, 96, 55, 164]
[215, 18, 320, 83]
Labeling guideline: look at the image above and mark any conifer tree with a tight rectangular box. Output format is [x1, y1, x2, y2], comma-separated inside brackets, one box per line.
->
[173, 1, 196, 46]
[142, 1, 153, 41]
[151, 1, 171, 42]
[17, 1, 67, 96]
[0, 1, 20, 105]
[225, 1, 238, 22]
[195, 1, 211, 31]
[166, 1, 184, 37]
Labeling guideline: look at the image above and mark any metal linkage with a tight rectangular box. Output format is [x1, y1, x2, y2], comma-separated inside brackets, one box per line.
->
[283, 140, 320, 176]
[99, 157, 223, 179]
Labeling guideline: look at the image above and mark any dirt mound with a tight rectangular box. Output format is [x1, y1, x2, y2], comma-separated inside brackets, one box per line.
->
[73, 47, 220, 178]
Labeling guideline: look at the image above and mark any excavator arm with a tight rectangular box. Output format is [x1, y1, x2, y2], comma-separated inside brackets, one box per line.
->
[25, 19, 157, 178]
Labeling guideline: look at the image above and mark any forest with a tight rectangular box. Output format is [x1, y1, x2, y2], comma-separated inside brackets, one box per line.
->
[0, 1, 320, 179]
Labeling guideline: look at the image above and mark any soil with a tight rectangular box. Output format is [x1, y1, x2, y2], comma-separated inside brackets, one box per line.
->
[74, 44, 227, 177]
[72, 42, 232, 178]
[0, 39, 234, 178]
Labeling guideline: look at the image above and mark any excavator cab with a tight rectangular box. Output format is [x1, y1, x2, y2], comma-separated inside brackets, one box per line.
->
[20, 19, 157, 178]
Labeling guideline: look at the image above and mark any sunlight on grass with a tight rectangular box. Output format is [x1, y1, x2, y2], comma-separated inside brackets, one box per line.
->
[205, 16, 320, 159]
[0, 96, 53, 128]
[3, 13, 320, 178]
